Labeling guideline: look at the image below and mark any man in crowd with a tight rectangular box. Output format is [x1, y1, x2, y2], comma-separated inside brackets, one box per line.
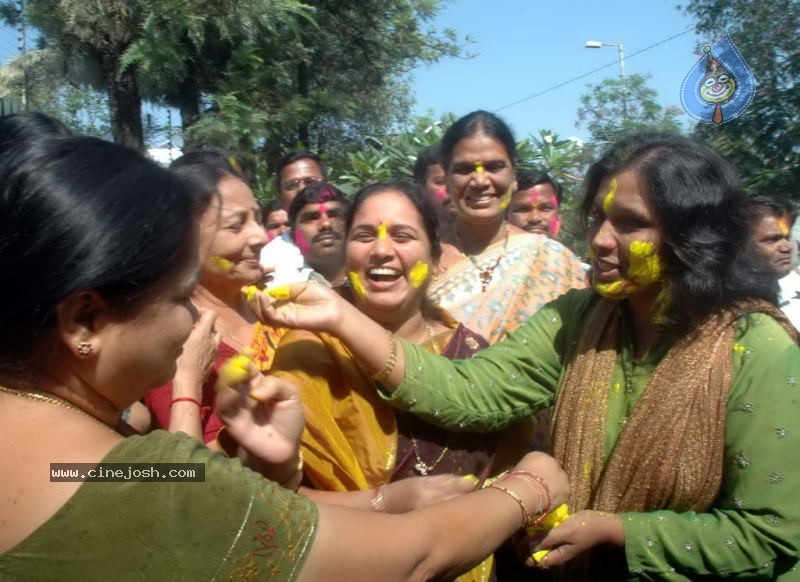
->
[506, 170, 563, 238]
[260, 151, 328, 285]
[745, 194, 799, 330]
[413, 144, 456, 238]
[286, 181, 349, 287]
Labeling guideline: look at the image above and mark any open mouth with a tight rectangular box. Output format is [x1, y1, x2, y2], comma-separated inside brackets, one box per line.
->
[367, 267, 402, 284]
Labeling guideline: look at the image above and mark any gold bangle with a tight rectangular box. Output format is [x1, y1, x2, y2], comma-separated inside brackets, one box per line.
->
[369, 484, 387, 512]
[371, 330, 398, 383]
[488, 483, 530, 529]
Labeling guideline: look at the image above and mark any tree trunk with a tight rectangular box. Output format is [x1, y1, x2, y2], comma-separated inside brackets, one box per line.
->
[98, 46, 144, 150]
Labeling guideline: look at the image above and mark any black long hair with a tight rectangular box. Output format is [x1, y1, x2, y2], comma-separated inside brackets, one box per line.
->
[0, 131, 196, 370]
[581, 133, 775, 334]
[439, 110, 517, 169]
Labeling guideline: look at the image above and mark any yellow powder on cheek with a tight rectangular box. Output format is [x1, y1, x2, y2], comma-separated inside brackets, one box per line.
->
[602, 178, 618, 214]
[627, 241, 663, 286]
[210, 256, 234, 272]
[498, 184, 513, 210]
[409, 261, 429, 288]
[347, 271, 367, 298]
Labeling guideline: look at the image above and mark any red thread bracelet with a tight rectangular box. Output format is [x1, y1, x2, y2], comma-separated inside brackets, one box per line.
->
[171, 396, 202, 408]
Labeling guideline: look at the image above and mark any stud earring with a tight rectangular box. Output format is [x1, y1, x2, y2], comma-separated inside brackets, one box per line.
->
[76, 341, 93, 356]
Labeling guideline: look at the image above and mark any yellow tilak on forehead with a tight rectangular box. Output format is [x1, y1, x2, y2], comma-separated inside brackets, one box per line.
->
[348, 271, 367, 298]
[779, 216, 791, 236]
[474, 160, 485, 174]
[409, 261, 429, 288]
[602, 178, 618, 214]
[377, 222, 388, 240]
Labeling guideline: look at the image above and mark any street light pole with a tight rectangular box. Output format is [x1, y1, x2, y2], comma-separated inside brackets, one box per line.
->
[585, 40, 627, 121]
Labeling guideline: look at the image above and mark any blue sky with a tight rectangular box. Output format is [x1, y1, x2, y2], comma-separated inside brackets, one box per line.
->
[1, 0, 704, 143]
[411, 0, 703, 141]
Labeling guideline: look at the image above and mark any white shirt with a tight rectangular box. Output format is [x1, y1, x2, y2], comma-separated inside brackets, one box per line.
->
[778, 269, 800, 332]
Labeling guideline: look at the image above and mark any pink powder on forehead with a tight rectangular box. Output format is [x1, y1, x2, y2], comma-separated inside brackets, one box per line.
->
[318, 202, 328, 215]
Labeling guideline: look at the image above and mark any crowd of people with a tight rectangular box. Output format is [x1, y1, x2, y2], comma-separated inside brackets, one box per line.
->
[0, 108, 798, 581]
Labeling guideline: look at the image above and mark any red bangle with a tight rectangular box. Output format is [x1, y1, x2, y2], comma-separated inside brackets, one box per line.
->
[170, 396, 202, 408]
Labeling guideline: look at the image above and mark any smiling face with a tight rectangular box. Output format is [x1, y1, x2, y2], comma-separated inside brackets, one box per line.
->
[447, 132, 516, 225]
[507, 183, 561, 237]
[292, 200, 346, 273]
[264, 208, 290, 241]
[751, 213, 794, 278]
[587, 169, 665, 299]
[199, 175, 268, 288]
[346, 189, 436, 324]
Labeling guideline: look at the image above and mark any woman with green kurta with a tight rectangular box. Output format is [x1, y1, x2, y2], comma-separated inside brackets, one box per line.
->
[0, 120, 573, 580]
[254, 133, 800, 579]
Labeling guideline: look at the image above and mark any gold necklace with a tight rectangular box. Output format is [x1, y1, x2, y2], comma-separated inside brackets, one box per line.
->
[455, 228, 510, 292]
[0, 385, 117, 433]
[410, 434, 449, 476]
[410, 320, 447, 475]
[423, 320, 440, 355]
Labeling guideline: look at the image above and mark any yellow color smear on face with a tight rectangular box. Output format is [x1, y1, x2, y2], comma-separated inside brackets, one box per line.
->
[377, 222, 388, 240]
[602, 178, 618, 214]
[594, 279, 627, 296]
[217, 354, 252, 390]
[627, 241, 663, 287]
[474, 160, 484, 174]
[348, 271, 367, 298]
[499, 184, 513, 210]
[210, 256, 234, 272]
[409, 261, 429, 288]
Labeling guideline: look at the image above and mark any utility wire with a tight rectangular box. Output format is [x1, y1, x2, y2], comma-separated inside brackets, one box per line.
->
[496, 27, 694, 113]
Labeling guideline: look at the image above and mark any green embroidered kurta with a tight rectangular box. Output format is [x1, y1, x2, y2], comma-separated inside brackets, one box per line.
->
[387, 288, 800, 579]
[0, 431, 318, 581]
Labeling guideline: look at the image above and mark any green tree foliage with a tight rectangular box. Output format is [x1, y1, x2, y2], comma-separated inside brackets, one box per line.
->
[577, 73, 683, 149]
[1, 0, 461, 166]
[683, 0, 799, 198]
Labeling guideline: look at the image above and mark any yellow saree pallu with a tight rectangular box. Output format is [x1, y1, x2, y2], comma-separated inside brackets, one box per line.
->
[271, 324, 500, 582]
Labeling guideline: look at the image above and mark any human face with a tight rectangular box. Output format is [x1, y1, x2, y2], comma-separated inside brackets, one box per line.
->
[278, 159, 325, 208]
[422, 163, 455, 218]
[752, 213, 794, 278]
[447, 132, 516, 224]
[507, 183, 561, 237]
[200, 175, 268, 287]
[587, 169, 664, 299]
[346, 190, 435, 322]
[99, 264, 199, 401]
[292, 200, 346, 272]
[264, 208, 290, 241]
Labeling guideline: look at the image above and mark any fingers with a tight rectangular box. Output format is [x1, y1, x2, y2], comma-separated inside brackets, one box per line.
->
[247, 375, 300, 404]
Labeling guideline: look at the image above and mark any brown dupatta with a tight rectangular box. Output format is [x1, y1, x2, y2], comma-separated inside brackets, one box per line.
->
[552, 298, 797, 514]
